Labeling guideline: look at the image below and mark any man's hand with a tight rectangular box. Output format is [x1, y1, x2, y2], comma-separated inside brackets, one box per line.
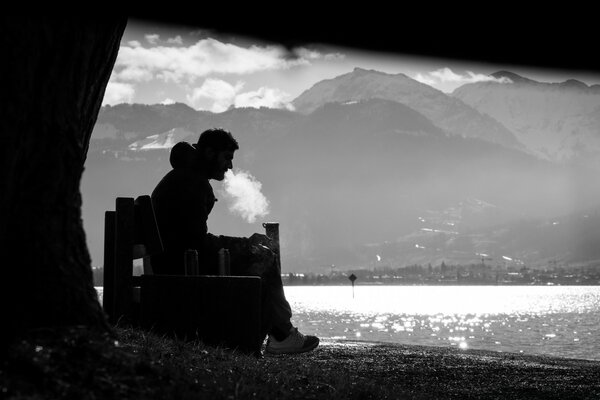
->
[248, 233, 277, 273]
[249, 232, 274, 249]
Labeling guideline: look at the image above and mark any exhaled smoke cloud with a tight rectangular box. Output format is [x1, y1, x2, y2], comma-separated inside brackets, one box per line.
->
[222, 170, 270, 223]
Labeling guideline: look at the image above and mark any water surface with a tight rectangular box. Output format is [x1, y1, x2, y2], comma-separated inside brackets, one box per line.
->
[96, 285, 600, 360]
[284, 285, 600, 360]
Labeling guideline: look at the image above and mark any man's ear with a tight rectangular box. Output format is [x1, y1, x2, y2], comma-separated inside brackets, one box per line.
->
[203, 147, 216, 160]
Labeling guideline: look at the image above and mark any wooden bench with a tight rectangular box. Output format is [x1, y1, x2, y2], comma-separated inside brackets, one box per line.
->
[103, 195, 263, 355]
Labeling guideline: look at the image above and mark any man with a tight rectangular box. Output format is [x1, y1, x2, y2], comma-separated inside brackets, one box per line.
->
[151, 128, 319, 355]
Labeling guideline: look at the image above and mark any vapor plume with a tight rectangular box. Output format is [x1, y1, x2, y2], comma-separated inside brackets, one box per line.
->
[222, 170, 270, 223]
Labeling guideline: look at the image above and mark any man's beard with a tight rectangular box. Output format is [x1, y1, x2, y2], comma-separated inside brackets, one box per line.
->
[208, 163, 226, 181]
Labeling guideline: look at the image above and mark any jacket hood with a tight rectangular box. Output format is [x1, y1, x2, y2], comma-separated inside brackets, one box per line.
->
[169, 141, 196, 169]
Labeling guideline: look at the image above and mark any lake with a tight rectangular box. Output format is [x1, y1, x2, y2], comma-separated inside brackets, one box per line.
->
[96, 285, 600, 361]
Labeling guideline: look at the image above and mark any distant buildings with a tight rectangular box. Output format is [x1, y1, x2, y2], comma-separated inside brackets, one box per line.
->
[91, 260, 600, 287]
[281, 262, 600, 286]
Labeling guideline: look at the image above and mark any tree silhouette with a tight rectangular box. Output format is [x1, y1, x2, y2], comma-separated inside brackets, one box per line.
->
[0, 16, 127, 348]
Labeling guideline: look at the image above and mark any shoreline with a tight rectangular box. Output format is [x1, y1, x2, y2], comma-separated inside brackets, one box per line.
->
[305, 338, 600, 399]
[320, 338, 600, 363]
[321, 337, 600, 364]
[321, 338, 600, 366]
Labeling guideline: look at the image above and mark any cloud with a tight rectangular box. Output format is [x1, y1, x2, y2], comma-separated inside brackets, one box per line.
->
[413, 73, 437, 86]
[145, 34, 160, 45]
[235, 87, 294, 110]
[102, 81, 135, 105]
[143, 34, 182, 46]
[160, 98, 175, 105]
[127, 40, 141, 47]
[186, 78, 294, 112]
[187, 78, 244, 112]
[324, 52, 346, 61]
[166, 35, 183, 45]
[414, 67, 513, 88]
[114, 38, 317, 84]
[430, 68, 466, 82]
[114, 66, 153, 82]
[295, 47, 345, 61]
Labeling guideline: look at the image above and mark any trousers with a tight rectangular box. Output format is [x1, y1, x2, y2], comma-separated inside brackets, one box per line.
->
[228, 242, 293, 341]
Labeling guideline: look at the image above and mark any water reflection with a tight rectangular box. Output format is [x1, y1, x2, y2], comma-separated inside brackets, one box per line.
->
[284, 286, 600, 360]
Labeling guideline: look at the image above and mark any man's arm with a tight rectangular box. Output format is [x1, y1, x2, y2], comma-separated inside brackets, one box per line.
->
[178, 180, 252, 266]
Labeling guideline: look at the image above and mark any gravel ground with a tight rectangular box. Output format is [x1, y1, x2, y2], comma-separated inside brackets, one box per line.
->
[262, 339, 600, 399]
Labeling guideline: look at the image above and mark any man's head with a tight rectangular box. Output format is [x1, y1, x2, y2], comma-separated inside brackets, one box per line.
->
[193, 128, 239, 180]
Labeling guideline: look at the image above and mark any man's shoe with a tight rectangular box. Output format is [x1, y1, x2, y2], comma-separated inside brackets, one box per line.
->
[265, 327, 319, 354]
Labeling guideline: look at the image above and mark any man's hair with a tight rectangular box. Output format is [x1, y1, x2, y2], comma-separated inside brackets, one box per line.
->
[194, 128, 239, 152]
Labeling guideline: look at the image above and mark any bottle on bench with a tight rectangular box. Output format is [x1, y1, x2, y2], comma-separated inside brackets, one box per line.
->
[218, 248, 230, 276]
[184, 249, 199, 275]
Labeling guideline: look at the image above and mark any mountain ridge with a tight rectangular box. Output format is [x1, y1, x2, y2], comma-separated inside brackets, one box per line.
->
[488, 71, 600, 92]
[292, 67, 524, 150]
[490, 70, 536, 84]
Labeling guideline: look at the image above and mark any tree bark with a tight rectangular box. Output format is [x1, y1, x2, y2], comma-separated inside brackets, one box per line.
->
[0, 17, 127, 345]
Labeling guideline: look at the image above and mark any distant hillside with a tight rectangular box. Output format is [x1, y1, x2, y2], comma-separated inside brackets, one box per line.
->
[452, 71, 600, 169]
[292, 68, 523, 150]
[83, 98, 600, 272]
[361, 206, 600, 270]
[91, 103, 302, 156]
[96, 102, 203, 135]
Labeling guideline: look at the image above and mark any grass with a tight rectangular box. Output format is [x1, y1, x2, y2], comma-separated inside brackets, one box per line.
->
[2, 325, 600, 399]
[1, 326, 401, 400]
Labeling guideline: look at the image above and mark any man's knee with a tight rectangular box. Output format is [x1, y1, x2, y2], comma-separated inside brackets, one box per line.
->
[247, 258, 277, 277]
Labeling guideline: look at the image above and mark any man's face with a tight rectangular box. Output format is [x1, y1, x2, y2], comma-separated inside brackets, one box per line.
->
[209, 149, 234, 181]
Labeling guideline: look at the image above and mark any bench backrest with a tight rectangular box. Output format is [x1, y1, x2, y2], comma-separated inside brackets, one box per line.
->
[103, 195, 163, 324]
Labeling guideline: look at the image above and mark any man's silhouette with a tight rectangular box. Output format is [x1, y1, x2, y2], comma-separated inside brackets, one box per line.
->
[151, 128, 319, 354]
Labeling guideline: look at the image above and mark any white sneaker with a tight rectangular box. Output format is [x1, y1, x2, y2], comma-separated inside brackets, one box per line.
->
[265, 327, 319, 355]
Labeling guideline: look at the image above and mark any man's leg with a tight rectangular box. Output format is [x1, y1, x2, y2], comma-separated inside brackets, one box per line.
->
[232, 246, 293, 340]
[257, 255, 293, 341]
[246, 249, 319, 354]
[225, 238, 319, 353]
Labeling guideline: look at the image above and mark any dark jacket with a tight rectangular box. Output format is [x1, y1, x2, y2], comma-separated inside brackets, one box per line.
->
[150, 142, 249, 275]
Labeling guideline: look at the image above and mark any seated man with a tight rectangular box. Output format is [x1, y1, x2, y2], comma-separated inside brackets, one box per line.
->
[150, 128, 319, 355]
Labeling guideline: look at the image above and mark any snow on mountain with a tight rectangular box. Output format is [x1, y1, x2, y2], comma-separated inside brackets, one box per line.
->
[128, 127, 195, 150]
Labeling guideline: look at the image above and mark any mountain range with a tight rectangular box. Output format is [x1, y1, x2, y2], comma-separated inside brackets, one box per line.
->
[83, 68, 600, 273]
[452, 70, 600, 168]
[293, 68, 523, 150]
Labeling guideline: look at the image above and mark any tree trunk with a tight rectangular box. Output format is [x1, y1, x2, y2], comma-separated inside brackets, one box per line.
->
[0, 17, 127, 345]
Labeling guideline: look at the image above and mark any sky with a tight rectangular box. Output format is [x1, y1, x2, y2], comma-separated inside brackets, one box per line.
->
[103, 19, 600, 112]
